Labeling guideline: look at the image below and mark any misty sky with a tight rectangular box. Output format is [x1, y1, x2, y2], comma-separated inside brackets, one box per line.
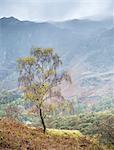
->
[0, 0, 113, 21]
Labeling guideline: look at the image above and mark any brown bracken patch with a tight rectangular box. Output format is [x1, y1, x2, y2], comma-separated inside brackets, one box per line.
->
[0, 118, 106, 150]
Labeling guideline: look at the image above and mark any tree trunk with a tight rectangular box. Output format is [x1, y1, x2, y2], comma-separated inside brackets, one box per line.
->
[39, 108, 46, 134]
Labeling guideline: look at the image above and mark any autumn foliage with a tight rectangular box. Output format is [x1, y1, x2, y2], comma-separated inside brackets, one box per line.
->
[0, 118, 107, 150]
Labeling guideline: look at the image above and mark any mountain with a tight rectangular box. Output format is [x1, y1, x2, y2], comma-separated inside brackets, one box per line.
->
[0, 16, 113, 100]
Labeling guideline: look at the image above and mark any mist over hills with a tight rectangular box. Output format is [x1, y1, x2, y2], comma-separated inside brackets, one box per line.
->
[0, 16, 113, 100]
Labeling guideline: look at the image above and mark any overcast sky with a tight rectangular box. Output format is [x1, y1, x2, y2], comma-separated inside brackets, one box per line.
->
[0, 0, 113, 21]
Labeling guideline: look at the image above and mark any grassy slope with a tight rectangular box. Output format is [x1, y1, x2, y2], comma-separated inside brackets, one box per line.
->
[0, 118, 107, 150]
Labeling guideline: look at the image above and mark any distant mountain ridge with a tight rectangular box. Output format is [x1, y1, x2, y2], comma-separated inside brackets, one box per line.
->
[0, 16, 113, 100]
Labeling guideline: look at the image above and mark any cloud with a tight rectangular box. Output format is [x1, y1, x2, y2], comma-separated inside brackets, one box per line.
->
[0, 0, 113, 21]
[69, 0, 113, 20]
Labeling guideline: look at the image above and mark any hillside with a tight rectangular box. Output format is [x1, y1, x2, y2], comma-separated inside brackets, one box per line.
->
[0, 17, 113, 108]
[0, 118, 106, 150]
[0, 1, 114, 150]
[0, 17, 113, 91]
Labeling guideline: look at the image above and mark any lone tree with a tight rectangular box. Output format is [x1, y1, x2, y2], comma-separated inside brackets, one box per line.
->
[17, 48, 71, 133]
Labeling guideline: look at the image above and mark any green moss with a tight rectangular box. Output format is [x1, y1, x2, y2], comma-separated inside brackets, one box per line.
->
[47, 128, 81, 138]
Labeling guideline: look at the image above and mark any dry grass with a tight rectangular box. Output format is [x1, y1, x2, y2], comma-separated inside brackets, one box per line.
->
[0, 118, 107, 150]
